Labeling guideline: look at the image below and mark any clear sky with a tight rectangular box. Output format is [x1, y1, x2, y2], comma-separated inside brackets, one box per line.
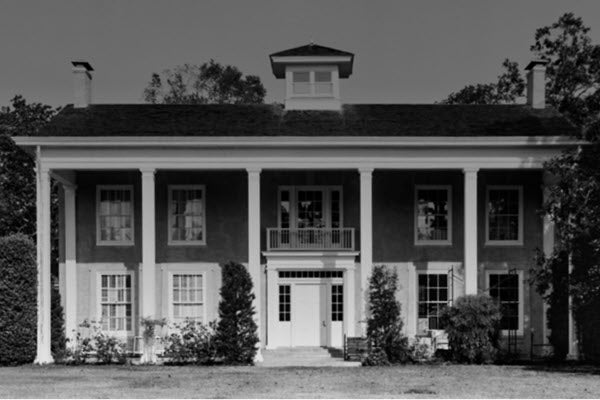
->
[2, 0, 600, 107]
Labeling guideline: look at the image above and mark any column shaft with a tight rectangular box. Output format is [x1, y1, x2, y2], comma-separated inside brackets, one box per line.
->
[464, 168, 479, 295]
[63, 184, 77, 346]
[359, 168, 373, 334]
[247, 169, 263, 360]
[141, 169, 156, 319]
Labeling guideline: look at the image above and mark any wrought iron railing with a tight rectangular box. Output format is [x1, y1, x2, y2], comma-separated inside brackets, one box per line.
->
[266, 228, 355, 251]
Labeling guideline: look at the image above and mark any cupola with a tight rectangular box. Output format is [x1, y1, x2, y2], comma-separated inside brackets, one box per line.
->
[269, 43, 354, 110]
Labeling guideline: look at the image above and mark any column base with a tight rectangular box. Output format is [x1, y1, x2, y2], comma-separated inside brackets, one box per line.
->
[254, 347, 264, 363]
[34, 352, 54, 365]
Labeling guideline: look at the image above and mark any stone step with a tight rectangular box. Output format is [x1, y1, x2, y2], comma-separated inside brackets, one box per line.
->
[260, 347, 360, 367]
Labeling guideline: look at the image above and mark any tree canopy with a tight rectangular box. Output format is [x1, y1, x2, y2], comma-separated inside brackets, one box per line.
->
[142, 60, 266, 105]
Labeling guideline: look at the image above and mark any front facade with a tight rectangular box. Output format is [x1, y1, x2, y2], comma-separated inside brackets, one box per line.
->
[16, 45, 581, 363]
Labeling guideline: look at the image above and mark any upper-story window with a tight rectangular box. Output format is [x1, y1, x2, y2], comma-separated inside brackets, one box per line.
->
[278, 186, 343, 229]
[168, 185, 206, 245]
[415, 186, 452, 245]
[96, 185, 134, 246]
[292, 69, 333, 96]
[486, 186, 523, 245]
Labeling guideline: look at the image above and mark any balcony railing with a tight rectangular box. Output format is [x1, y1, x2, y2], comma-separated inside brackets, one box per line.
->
[266, 228, 355, 251]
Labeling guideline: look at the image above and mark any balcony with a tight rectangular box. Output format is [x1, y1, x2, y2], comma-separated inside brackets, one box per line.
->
[266, 228, 355, 251]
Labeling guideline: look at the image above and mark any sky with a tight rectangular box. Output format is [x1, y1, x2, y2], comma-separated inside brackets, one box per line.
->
[2, 0, 600, 107]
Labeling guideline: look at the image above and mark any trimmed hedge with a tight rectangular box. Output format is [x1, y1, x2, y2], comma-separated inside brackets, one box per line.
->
[0, 234, 37, 365]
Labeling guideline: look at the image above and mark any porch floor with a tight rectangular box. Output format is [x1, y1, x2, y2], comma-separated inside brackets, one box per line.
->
[260, 347, 361, 367]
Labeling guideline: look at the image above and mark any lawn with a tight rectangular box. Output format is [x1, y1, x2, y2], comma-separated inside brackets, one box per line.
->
[0, 363, 599, 398]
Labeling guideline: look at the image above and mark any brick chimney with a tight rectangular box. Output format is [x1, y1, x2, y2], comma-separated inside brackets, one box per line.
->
[525, 60, 548, 109]
[71, 61, 93, 108]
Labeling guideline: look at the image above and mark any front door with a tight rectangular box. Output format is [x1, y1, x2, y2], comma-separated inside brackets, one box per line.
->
[292, 284, 326, 346]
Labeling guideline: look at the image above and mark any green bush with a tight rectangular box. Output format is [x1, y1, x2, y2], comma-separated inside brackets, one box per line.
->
[215, 261, 259, 365]
[440, 294, 502, 364]
[0, 234, 37, 365]
[51, 278, 67, 361]
[365, 265, 409, 365]
[163, 319, 217, 364]
[68, 320, 126, 364]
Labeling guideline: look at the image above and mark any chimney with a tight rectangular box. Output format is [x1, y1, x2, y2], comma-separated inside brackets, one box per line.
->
[525, 60, 548, 109]
[71, 61, 93, 108]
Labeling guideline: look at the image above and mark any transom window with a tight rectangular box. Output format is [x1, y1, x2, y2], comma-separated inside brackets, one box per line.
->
[278, 270, 344, 279]
[168, 185, 206, 245]
[415, 186, 451, 244]
[418, 274, 448, 330]
[279, 285, 291, 321]
[489, 273, 520, 331]
[97, 186, 134, 245]
[331, 284, 343, 321]
[292, 69, 333, 96]
[172, 274, 204, 322]
[278, 186, 343, 229]
[100, 274, 132, 332]
[486, 186, 523, 245]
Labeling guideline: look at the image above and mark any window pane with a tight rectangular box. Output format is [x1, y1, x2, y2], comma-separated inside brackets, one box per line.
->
[315, 71, 331, 82]
[416, 188, 449, 241]
[418, 274, 449, 330]
[293, 72, 309, 82]
[488, 189, 520, 241]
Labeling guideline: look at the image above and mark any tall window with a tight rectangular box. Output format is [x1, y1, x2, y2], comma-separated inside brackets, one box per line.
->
[331, 284, 343, 321]
[489, 273, 520, 331]
[278, 186, 343, 229]
[279, 285, 291, 321]
[292, 71, 310, 95]
[172, 274, 204, 322]
[297, 190, 324, 228]
[97, 186, 134, 245]
[486, 186, 523, 244]
[168, 185, 205, 245]
[100, 274, 132, 332]
[415, 186, 451, 244]
[418, 274, 448, 330]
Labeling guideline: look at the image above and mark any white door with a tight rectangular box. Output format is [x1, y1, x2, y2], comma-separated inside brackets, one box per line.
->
[293, 284, 326, 346]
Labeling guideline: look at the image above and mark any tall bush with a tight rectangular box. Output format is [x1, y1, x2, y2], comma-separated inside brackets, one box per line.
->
[440, 294, 502, 364]
[0, 234, 37, 365]
[215, 261, 259, 365]
[51, 278, 67, 359]
[365, 265, 409, 365]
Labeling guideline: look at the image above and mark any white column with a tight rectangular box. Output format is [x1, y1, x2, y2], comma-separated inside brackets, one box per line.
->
[63, 184, 77, 347]
[567, 254, 579, 359]
[266, 267, 277, 349]
[344, 267, 356, 337]
[541, 173, 555, 352]
[140, 168, 156, 319]
[359, 168, 373, 335]
[464, 168, 479, 295]
[35, 163, 53, 364]
[247, 168, 263, 361]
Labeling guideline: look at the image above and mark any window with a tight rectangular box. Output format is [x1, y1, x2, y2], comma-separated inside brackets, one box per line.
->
[278, 270, 344, 279]
[418, 274, 448, 330]
[172, 274, 204, 322]
[291, 69, 333, 96]
[168, 185, 206, 245]
[415, 186, 451, 244]
[278, 186, 343, 229]
[314, 71, 333, 95]
[279, 285, 291, 321]
[331, 284, 343, 321]
[489, 273, 521, 332]
[293, 71, 310, 94]
[97, 186, 134, 245]
[100, 274, 132, 332]
[486, 186, 523, 245]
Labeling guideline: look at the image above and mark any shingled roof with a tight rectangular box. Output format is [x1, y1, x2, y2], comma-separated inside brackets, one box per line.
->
[269, 44, 354, 58]
[36, 103, 577, 137]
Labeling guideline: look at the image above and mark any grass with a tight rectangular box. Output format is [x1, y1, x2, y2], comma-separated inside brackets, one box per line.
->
[0, 363, 599, 398]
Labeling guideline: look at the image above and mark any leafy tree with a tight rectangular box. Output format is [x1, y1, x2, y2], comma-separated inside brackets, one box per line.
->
[440, 59, 525, 104]
[143, 60, 266, 104]
[214, 261, 259, 365]
[365, 265, 409, 364]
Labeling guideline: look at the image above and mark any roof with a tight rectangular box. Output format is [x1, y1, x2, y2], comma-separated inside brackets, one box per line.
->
[269, 43, 354, 78]
[34, 104, 578, 137]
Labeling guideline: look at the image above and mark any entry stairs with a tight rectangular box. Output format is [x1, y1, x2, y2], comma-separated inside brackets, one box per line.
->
[260, 347, 361, 367]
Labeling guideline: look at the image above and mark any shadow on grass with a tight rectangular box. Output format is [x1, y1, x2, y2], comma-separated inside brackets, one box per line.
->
[507, 360, 600, 376]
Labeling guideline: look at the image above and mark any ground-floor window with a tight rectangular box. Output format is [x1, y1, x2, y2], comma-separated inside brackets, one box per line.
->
[172, 274, 204, 322]
[279, 285, 291, 321]
[100, 274, 132, 332]
[418, 273, 448, 330]
[331, 284, 343, 321]
[489, 273, 519, 331]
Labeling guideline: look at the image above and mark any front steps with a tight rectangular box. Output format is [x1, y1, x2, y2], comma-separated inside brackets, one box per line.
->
[259, 347, 361, 367]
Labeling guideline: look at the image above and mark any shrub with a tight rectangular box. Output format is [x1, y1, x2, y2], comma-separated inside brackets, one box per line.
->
[51, 278, 67, 361]
[163, 319, 217, 364]
[365, 265, 409, 365]
[440, 294, 502, 364]
[361, 347, 390, 366]
[215, 261, 259, 365]
[0, 234, 37, 365]
[68, 320, 126, 364]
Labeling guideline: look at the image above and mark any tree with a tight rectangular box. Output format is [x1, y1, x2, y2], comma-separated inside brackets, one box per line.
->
[440, 59, 525, 104]
[214, 261, 259, 365]
[142, 60, 266, 104]
[365, 265, 409, 364]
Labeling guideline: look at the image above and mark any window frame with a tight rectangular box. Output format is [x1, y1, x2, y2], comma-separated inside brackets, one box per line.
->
[96, 271, 135, 336]
[416, 270, 450, 332]
[485, 185, 524, 246]
[96, 185, 135, 246]
[277, 185, 344, 229]
[289, 66, 335, 98]
[485, 269, 524, 335]
[278, 284, 291, 322]
[414, 185, 453, 246]
[167, 185, 207, 246]
[168, 271, 206, 324]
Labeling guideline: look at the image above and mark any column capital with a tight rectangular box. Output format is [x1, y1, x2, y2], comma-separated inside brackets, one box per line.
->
[140, 167, 156, 176]
[62, 183, 77, 192]
[359, 167, 374, 175]
[246, 167, 262, 175]
[463, 167, 480, 174]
